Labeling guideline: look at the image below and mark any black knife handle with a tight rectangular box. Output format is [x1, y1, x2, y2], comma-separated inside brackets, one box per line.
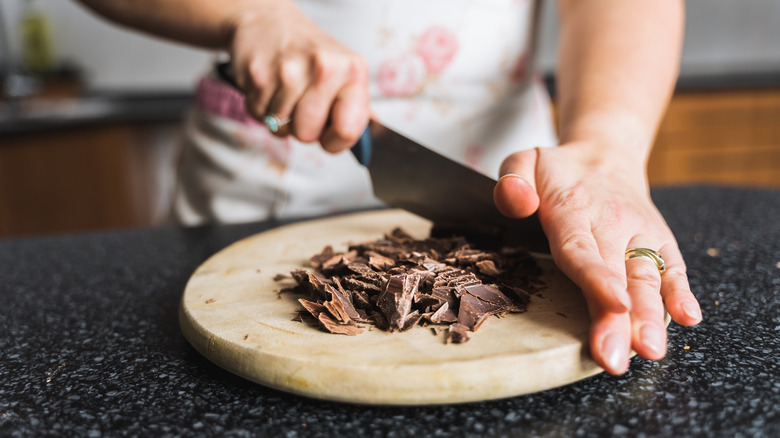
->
[215, 61, 372, 166]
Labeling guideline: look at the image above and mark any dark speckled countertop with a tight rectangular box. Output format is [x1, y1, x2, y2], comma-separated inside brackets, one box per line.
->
[1, 186, 778, 437]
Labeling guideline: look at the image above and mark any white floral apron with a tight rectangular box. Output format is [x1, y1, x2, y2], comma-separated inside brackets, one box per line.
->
[174, 0, 557, 224]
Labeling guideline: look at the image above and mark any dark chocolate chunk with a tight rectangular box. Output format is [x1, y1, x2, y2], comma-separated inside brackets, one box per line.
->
[462, 284, 513, 306]
[457, 294, 505, 331]
[281, 227, 541, 343]
[475, 259, 503, 277]
[377, 274, 420, 331]
[309, 245, 335, 269]
[298, 298, 327, 318]
[446, 323, 470, 344]
[367, 251, 396, 271]
[429, 302, 458, 324]
[317, 313, 363, 336]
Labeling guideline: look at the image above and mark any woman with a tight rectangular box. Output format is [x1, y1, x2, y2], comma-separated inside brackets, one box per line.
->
[77, 0, 702, 375]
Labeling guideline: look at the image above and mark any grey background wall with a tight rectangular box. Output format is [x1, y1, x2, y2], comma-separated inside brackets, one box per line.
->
[2, 0, 780, 91]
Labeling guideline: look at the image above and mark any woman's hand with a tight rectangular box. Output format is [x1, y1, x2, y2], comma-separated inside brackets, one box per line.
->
[229, 2, 370, 152]
[493, 141, 702, 374]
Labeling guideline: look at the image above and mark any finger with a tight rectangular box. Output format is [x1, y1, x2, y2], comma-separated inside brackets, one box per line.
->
[542, 204, 632, 313]
[294, 53, 365, 145]
[316, 57, 370, 152]
[589, 308, 632, 375]
[625, 240, 668, 360]
[265, 56, 311, 137]
[241, 58, 278, 122]
[319, 80, 370, 153]
[658, 241, 702, 326]
[494, 149, 540, 218]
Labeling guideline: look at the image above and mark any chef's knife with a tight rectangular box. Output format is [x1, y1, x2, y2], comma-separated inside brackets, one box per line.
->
[216, 62, 549, 253]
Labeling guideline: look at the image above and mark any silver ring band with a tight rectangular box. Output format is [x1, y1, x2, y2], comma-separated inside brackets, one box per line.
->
[625, 247, 666, 275]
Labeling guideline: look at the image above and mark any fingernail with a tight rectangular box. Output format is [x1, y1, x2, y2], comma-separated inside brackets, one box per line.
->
[640, 324, 666, 356]
[681, 301, 702, 321]
[611, 280, 631, 311]
[498, 174, 530, 185]
[602, 333, 628, 373]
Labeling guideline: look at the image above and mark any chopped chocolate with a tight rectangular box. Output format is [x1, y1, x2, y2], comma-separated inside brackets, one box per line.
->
[377, 274, 420, 331]
[309, 245, 335, 269]
[475, 259, 503, 277]
[317, 313, 363, 336]
[462, 284, 513, 306]
[367, 251, 396, 271]
[447, 323, 471, 344]
[429, 302, 458, 324]
[348, 289, 374, 309]
[457, 294, 504, 331]
[279, 227, 539, 343]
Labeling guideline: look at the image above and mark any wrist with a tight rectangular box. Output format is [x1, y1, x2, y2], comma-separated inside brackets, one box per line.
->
[558, 111, 655, 170]
[224, 0, 302, 48]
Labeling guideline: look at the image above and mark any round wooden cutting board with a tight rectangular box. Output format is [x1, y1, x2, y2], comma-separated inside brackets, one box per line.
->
[180, 209, 604, 405]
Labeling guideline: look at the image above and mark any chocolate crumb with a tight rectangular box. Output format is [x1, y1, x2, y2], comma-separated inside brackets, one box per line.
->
[447, 323, 470, 344]
[277, 227, 540, 343]
[205, 298, 216, 304]
[273, 273, 289, 281]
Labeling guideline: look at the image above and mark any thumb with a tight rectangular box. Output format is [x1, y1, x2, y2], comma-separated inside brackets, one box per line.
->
[493, 148, 540, 219]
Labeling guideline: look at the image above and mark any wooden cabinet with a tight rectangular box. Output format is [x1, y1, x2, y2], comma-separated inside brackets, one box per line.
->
[648, 88, 780, 187]
[0, 122, 181, 238]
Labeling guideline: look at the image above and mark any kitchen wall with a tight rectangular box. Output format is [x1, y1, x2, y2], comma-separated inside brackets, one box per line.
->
[2, 0, 780, 92]
[537, 0, 780, 76]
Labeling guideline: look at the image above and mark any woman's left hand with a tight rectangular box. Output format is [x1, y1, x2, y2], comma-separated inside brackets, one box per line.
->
[493, 141, 702, 374]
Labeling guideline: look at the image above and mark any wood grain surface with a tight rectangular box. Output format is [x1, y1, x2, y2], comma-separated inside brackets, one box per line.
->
[179, 209, 608, 405]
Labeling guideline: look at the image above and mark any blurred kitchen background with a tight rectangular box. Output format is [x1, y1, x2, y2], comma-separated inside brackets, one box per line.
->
[1, 0, 779, 238]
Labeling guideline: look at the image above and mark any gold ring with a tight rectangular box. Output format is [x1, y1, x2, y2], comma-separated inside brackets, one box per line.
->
[263, 114, 290, 133]
[625, 247, 666, 275]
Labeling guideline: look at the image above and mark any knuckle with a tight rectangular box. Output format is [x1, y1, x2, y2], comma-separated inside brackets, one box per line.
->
[559, 231, 596, 255]
[293, 124, 320, 144]
[627, 266, 662, 290]
[333, 122, 362, 142]
[348, 55, 369, 83]
[313, 51, 336, 81]
[247, 60, 270, 88]
[548, 184, 592, 212]
[664, 268, 688, 282]
[278, 57, 304, 86]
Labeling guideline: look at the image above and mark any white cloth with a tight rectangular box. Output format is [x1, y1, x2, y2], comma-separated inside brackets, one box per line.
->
[174, 0, 558, 224]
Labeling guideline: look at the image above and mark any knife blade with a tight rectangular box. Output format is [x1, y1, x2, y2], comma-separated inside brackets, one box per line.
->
[352, 122, 549, 253]
[215, 62, 549, 252]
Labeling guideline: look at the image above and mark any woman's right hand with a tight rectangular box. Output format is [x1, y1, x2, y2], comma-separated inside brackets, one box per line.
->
[229, 2, 370, 152]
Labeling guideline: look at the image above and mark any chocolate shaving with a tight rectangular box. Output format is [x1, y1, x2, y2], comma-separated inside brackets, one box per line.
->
[317, 313, 363, 336]
[279, 227, 540, 342]
[447, 323, 470, 344]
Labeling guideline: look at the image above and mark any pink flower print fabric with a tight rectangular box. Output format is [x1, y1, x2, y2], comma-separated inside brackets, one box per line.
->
[377, 54, 427, 97]
[415, 26, 459, 75]
[377, 26, 459, 98]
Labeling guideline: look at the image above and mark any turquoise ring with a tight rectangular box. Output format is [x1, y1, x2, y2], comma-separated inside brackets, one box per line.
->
[263, 114, 290, 133]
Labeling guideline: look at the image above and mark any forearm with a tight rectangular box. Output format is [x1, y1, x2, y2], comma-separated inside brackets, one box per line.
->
[555, 0, 684, 164]
[75, 0, 292, 49]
